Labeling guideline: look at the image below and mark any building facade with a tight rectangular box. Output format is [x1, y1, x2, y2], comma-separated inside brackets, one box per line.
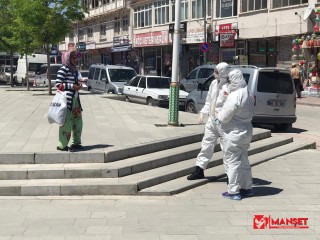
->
[60, 0, 318, 78]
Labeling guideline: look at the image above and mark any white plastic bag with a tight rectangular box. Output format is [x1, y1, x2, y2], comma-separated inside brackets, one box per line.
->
[47, 90, 67, 125]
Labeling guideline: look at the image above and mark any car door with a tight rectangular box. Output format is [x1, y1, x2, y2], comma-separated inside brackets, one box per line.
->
[197, 77, 214, 110]
[135, 77, 147, 103]
[93, 68, 101, 92]
[98, 68, 108, 92]
[197, 68, 214, 86]
[184, 69, 198, 92]
[123, 76, 141, 101]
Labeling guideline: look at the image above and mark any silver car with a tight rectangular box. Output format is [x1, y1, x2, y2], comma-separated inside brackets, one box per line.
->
[180, 64, 216, 92]
[185, 65, 297, 131]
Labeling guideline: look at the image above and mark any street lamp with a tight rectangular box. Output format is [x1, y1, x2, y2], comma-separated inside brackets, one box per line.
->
[168, 0, 182, 126]
[203, 0, 207, 64]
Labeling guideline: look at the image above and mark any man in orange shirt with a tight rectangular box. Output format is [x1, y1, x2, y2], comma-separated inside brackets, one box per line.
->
[291, 63, 302, 98]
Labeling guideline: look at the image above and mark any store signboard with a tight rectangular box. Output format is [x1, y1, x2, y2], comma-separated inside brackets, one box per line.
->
[220, 33, 235, 48]
[214, 23, 238, 41]
[133, 31, 168, 47]
[186, 27, 205, 43]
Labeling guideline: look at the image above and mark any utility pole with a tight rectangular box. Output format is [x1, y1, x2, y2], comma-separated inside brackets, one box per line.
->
[168, 0, 181, 126]
[203, 0, 207, 64]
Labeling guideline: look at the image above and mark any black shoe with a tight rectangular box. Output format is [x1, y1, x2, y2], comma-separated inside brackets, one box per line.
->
[56, 146, 69, 151]
[69, 144, 84, 151]
[187, 166, 204, 180]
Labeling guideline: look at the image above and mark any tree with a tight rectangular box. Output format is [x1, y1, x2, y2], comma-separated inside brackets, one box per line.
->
[0, 0, 20, 87]
[10, 0, 86, 94]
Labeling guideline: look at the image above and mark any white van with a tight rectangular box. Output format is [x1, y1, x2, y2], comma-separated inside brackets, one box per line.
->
[185, 65, 297, 131]
[16, 54, 47, 85]
[87, 64, 137, 94]
[35, 64, 63, 87]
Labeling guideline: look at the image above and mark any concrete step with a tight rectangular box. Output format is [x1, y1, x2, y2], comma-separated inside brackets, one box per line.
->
[0, 128, 271, 180]
[124, 135, 294, 191]
[0, 135, 299, 196]
[0, 127, 269, 165]
[139, 141, 316, 196]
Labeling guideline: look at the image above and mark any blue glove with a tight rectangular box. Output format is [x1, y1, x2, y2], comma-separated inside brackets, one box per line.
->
[214, 117, 221, 125]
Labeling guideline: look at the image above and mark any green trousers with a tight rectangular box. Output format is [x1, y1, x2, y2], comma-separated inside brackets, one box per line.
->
[58, 96, 83, 148]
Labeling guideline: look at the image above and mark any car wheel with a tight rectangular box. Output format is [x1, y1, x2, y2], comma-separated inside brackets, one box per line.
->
[186, 101, 197, 114]
[125, 96, 130, 102]
[147, 97, 153, 106]
[274, 123, 291, 131]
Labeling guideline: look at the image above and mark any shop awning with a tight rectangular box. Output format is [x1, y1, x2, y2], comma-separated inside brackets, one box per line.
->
[111, 45, 132, 52]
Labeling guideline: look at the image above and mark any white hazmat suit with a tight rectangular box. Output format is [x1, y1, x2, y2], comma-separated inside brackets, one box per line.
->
[216, 69, 254, 196]
[187, 62, 230, 180]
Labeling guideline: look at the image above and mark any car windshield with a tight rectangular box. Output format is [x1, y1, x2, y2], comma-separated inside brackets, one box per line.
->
[257, 71, 294, 94]
[80, 71, 89, 77]
[108, 69, 137, 82]
[5, 67, 15, 72]
[147, 77, 170, 88]
[29, 63, 44, 72]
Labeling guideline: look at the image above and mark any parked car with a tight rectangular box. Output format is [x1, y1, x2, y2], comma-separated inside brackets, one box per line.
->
[185, 65, 297, 131]
[35, 64, 63, 87]
[79, 70, 89, 90]
[180, 64, 216, 92]
[123, 75, 189, 107]
[87, 64, 137, 94]
[0, 65, 16, 83]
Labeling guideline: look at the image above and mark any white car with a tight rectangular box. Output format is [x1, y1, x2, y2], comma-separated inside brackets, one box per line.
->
[123, 75, 189, 107]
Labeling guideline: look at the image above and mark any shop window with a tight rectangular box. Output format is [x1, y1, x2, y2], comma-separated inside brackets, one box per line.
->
[172, 0, 188, 21]
[134, 4, 152, 28]
[258, 41, 266, 53]
[216, 0, 238, 18]
[241, 0, 267, 13]
[155, 0, 169, 25]
[267, 41, 276, 52]
[237, 41, 246, 55]
[272, 0, 307, 9]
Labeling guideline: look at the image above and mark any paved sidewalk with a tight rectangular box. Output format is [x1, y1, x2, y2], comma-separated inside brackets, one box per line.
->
[0, 150, 319, 239]
[0, 86, 203, 154]
[0, 86, 319, 155]
[0, 87, 320, 239]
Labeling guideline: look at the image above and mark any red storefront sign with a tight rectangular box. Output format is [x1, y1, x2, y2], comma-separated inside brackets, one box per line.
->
[220, 33, 235, 48]
[133, 31, 169, 47]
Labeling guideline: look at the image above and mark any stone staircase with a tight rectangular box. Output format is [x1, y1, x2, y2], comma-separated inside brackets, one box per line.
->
[0, 128, 315, 196]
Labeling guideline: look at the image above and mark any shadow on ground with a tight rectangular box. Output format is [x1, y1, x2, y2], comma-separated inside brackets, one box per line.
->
[71, 144, 113, 152]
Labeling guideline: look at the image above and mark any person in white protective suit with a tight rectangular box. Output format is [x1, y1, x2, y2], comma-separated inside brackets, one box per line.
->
[187, 62, 230, 180]
[214, 69, 254, 200]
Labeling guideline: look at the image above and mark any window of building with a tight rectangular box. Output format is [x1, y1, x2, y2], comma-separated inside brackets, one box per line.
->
[241, 0, 267, 13]
[122, 16, 129, 31]
[87, 27, 93, 39]
[100, 24, 106, 38]
[172, 0, 188, 21]
[191, 0, 212, 19]
[134, 4, 152, 28]
[78, 29, 84, 40]
[69, 31, 74, 42]
[192, 0, 203, 19]
[216, 0, 237, 18]
[272, 0, 307, 8]
[114, 17, 120, 34]
[155, 0, 169, 25]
